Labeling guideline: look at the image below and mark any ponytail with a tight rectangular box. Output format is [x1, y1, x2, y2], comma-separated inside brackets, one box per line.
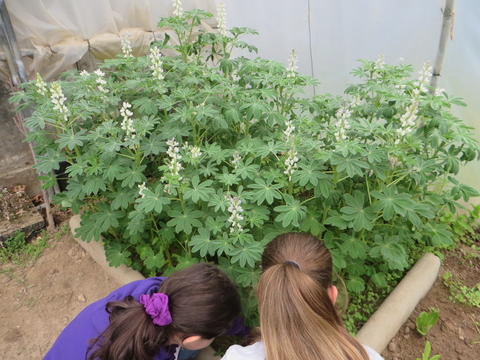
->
[87, 263, 242, 360]
[258, 233, 369, 360]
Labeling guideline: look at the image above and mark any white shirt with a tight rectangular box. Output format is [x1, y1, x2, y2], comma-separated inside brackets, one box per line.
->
[221, 340, 384, 360]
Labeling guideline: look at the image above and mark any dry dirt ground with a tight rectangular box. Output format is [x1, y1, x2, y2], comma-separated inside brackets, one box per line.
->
[1, 217, 479, 360]
[0, 222, 118, 359]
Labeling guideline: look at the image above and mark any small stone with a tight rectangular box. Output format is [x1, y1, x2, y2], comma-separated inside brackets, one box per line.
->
[49, 268, 59, 274]
[459, 335, 465, 341]
[77, 294, 86, 302]
[455, 347, 463, 355]
[78, 271, 84, 277]
[404, 327, 410, 335]
[407, 321, 416, 330]
[403, 334, 410, 340]
[388, 342, 397, 352]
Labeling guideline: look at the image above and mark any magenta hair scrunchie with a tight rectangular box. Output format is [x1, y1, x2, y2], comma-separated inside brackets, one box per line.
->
[139, 293, 173, 326]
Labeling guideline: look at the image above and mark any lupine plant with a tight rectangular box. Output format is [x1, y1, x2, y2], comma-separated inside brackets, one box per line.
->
[10, 3, 480, 324]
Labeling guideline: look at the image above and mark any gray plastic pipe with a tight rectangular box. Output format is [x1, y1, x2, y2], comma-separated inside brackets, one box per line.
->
[356, 253, 441, 353]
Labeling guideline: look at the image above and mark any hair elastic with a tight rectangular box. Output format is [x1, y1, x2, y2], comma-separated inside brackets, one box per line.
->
[139, 293, 172, 326]
[284, 260, 301, 270]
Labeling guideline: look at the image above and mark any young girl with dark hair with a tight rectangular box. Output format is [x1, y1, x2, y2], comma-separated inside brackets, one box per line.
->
[222, 232, 383, 360]
[43, 263, 246, 360]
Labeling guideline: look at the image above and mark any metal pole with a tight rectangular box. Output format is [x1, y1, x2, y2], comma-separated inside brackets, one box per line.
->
[0, 0, 28, 83]
[430, 0, 456, 93]
[0, 15, 19, 86]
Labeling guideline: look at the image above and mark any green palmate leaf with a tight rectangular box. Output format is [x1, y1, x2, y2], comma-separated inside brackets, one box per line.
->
[56, 129, 88, 150]
[324, 210, 348, 230]
[144, 251, 166, 270]
[108, 189, 135, 210]
[236, 267, 262, 287]
[245, 205, 270, 228]
[329, 248, 347, 270]
[75, 215, 102, 242]
[104, 163, 126, 182]
[91, 202, 125, 232]
[140, 134, 166, 156]
[105, 243, 132, 268]
[274, 194, 307, 227]
[135, 183, 171, 214]
[256, 141, 288, 158]
[371, 184, 415, 220]
[340, 191, 376, 231]
[117, 163, 147, 188]
[292, 161, 325, 187]
[184, 175, 215, 203]
[331, 153, 369, 177]
[205, 216, 226, 234]
[347, 276, 365, 293]
[83, 175, 108, 195]
[301, 207, 325, 236]
[229, 241, 264, 268]
[371, 272, 387, 287]
[233, 158, 260, 180]
[426, 222, 453, 246]
[248, 177, 282, 205]
[33, 148, 67, 173]
[370, 235, 407, 265]
[189, 227, 218, 257]
[215, 233, 235, 256]
[339, 233, 370, 259]
[167, 207, 204, 234]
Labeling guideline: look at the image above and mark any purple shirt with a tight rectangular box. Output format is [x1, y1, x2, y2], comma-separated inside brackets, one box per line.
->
[43, 277, 174, 360]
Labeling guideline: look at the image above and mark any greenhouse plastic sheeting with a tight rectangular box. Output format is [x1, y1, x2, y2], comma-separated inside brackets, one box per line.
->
[2, 0, 217, 81]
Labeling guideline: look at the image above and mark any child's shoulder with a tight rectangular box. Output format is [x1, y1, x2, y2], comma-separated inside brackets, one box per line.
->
[221, 341, 264, 360]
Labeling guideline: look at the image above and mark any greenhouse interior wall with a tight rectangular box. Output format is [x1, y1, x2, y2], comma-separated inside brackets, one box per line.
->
[1, 0, 479, 207]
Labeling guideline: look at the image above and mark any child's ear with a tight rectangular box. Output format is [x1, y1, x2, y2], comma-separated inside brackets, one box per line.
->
[328, 285, 338, 305]
[182, 335, 202, 346]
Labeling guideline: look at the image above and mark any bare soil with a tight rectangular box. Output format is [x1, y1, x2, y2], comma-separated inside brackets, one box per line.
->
[1, 209, 479, 359]
[381, 243, 480, 360]
[0, 220, 118, 359]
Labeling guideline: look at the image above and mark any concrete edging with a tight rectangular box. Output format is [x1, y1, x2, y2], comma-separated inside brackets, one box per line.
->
[356, 252, 441, 353]
[69, 215, 440, 356]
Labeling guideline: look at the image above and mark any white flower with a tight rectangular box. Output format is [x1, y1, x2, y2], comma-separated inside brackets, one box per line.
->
[79, 70, 90, 80]
[138, 182, 147, 198]
[374, 54, 385, 70]
[412, 61, 432, 95]
[94, 69, 108, 93]
[284, 149, 299, 181]
[435, 87, 445, 97]
[35, 73, 48, 96]
[120, 102, 136, 142]
[120, 35, 133, 57]
[165, 138, 184, 178]
[217, 2, 227, 36]
[333, 103, 352, 141]
[226, 195, 244, 233]
[50, 82, 68, 121]
[149, 46, 164, 81]
[190, 146, 202, 158]
[173, 0, 183, 17]
[231, 151, 241, 168]
[284, 120, 295, 143]
[395, 100, 419, 142]
[286, 49, 298, 78]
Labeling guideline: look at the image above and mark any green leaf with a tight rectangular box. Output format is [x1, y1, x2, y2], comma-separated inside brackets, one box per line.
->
[292, 161, 325, 187]
[371, 184, 414, 220]
[248, 177, 282, 205]
[83, 175, 108, 195]
[91, 202, 125, 232]
[56, 129, 88, 150]
[167, 207, 204, 234]
[135, 183, 171, 214]
[416, 311, 439, 336]
[340, 191, 375, 231]
[75, 215, 102, 242]
[339, 233, 370, 259]
[274, 194, 307, 227]
[331, 153, 369, 177]
[347, 276, 365, 293]
[106, 243, 132, 268]
[33, 148, 67, 173]
[229, 241, 264, 268]
[117, 163, 147, 188]
[324, 210, 348, 230]
[236, 267, 261, 287]
[426, 222, 453, 246]
[189, 227, 218, 257]
[371, 272, 387, 287]
[300, 207, 325, 236]
[184, 175, 215, 203]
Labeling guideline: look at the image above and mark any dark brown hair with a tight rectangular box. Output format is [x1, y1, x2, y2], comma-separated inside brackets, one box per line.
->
[258, 233, 370, 360]
[87, 263, 241, 360]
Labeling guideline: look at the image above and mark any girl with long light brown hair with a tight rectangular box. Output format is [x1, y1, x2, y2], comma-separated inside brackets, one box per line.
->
[222, 232, 383, 360]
